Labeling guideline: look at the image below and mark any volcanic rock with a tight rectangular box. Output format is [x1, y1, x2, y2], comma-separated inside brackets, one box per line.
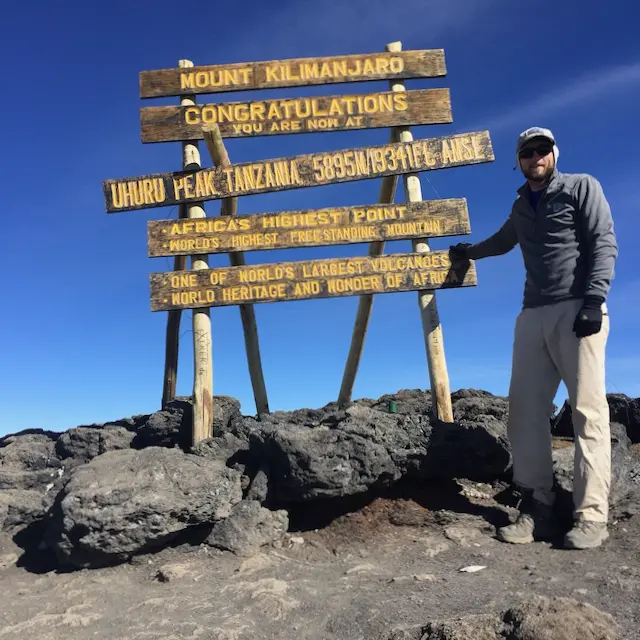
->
[553, 421, 633, 517]
[205, 500, 288, 557]
[46, 447, 243, 568]
[383, 595, 619, 640]
[367, 388, 432, 415]
[0, 431, 62, 529]
[243, 400, 511, 505]
[0, 432, 61, 491]
[211, 395, 242, 435]
[131, 397, 191, 450]
[552, 394, 640, 442]
[55, 426, 134, 465]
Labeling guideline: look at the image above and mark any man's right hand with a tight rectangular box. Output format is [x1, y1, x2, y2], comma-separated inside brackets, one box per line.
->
[449, 242, 473, 261]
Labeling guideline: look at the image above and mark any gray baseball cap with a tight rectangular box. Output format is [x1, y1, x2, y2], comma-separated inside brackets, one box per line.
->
[516, 127, 559, 164]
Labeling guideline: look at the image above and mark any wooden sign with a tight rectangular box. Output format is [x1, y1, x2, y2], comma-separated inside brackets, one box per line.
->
[140, 88, 452, 143]
[147, 199, 470, 257]
[149, 251, 476, 311]
[104, 130, 493, 213]
[140, 50, 446, 99]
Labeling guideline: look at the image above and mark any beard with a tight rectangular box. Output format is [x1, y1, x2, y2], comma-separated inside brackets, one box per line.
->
[521, 160, 555, 185]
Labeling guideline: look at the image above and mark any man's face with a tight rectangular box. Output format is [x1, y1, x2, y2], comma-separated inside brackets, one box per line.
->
[518, 137, 555, 183]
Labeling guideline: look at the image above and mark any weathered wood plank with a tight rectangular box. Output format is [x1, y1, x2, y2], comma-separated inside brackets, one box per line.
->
[140, 88, 452, 143]
[140, 50, 446, 98]
[104, 130, 494, 213]
[147, 199, 470, 257]
[149, 251, 476, 311]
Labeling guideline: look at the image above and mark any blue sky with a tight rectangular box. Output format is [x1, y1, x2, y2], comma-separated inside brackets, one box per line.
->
[1, 0, 638, 435]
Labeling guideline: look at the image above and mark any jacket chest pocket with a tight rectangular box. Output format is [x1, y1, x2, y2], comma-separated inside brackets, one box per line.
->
[541, 198, 576, 238]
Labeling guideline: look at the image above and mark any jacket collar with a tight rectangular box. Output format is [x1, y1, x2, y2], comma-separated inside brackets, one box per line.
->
[517, 167, 561, 199]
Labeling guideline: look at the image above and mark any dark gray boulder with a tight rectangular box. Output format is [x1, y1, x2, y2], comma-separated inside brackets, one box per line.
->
[205, 500, 288, 556]
[0, 489, 50, 530]
[553, 422, 633, 518]
[0, 432, 61, 491]
[453, 395, 509, 423]
[212, 395, 242, 435]
[244, 402, 511, 505]
[55, 426, 134, 465]
[422, 416, 511, 481]
[0, 432, 62, 529]
[132, 397, 192, 450]
[367, 388, 432, 415]
[451, 388, 501, 402]
[46, 447, 243, 568]
[552, 394, 640, 442]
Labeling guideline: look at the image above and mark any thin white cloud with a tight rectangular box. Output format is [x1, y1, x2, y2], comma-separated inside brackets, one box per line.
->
[462, 60, 640, 134]
[235, 0, 507, 57]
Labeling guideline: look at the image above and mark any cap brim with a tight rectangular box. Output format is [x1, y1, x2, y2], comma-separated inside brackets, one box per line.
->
[518, 134, 555, 150]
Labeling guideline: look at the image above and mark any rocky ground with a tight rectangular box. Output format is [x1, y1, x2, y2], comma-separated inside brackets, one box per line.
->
[1, 389, 639, 639]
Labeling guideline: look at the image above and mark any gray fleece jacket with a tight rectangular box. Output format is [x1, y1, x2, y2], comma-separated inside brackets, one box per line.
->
[468, 169, 618, 309]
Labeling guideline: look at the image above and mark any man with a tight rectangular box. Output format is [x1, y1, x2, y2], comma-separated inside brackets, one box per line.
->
[450, 127, 618, 549]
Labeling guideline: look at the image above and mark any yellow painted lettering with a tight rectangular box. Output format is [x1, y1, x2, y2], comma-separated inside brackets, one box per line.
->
[242, 165, 256, 190]
[265, 65, 279, 82]
[183, 175, 195, 199]
[362, 58, 376, 74]
[185, 107, 200, 124]
[180, 73, 195, 90]
[389, 57, 404, 73]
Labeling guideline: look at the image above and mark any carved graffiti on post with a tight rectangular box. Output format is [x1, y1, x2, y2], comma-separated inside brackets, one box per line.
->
[103, 131, 494, 213]
[147, 199, 470, 257]
[149, 251, 476, 311]
[139, 50, 446, 98]
[140, 88, 452, 143]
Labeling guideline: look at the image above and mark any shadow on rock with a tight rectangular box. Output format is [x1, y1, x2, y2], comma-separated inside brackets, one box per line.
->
[12, 519, 60, 574]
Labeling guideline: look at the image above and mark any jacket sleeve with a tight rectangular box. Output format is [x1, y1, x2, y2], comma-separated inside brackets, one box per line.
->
[573, 176, 618, 299]
[467, 216, 518, 259]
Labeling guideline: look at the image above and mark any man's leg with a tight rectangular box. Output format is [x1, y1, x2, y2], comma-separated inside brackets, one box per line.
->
[498, 307, 561, 544]
[550, 300, 611, 549]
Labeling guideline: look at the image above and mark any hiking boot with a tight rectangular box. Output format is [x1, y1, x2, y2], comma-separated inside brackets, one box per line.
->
[564, 520, 609, 550]
[497, 500, 556, 544]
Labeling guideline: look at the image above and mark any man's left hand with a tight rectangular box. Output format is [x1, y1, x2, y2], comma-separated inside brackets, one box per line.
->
[573, 296, 605, 338]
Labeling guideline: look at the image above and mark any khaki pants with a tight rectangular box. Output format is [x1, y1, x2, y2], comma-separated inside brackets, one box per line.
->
[507, 299, 611, 522]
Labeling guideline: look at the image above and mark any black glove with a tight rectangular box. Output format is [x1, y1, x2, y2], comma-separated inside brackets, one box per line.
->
[573, 295, 605, 338]
[449, 242, 473, 261]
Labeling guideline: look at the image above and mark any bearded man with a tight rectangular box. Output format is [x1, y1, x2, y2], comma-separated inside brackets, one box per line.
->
[450, 127, 618, 549]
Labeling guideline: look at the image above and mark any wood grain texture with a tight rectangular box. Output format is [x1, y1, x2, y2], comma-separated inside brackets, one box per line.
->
[140, 88, 452, 143]
[149, 251, 476, 311]
[103, 130, 494, 213]
[147, 199, 470, 257]
[140, 50, 446, 98]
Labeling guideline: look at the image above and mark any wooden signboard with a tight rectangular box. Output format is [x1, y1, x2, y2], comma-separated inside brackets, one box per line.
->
[140, 50, 446, 99]
[147, 199, 470, 257]
[140, 88, 452, 143]
[104, 130, 493, 213]
[149, 250, 476, 311]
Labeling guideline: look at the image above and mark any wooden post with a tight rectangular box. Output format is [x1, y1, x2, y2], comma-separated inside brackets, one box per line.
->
[337, 128, 399, 406]
[160, 60, 196, 408]
[389, 41, 453, 422]
[161, 201, 187, 408]
[202, 123, 270, 416]
[179, 59, 214, 442]
[338, 41, 453, 421]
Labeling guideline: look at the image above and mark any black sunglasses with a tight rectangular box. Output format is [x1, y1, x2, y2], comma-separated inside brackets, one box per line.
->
[519, 144, 553, 159]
